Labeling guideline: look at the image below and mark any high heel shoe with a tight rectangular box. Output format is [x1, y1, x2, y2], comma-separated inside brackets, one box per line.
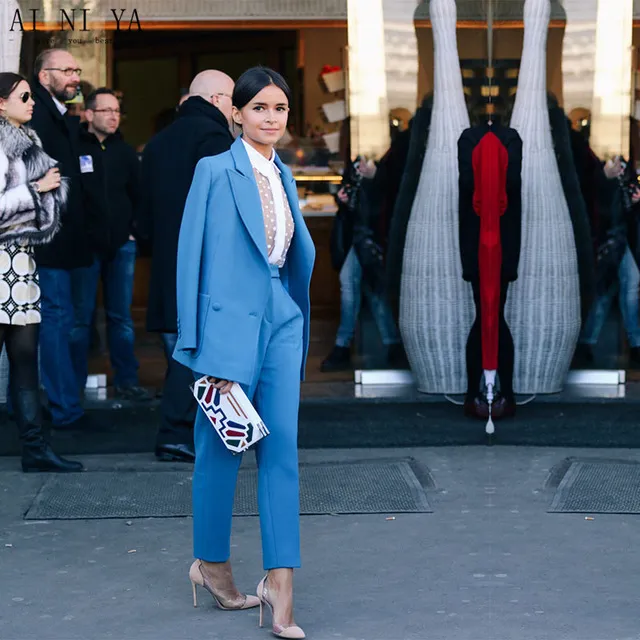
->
[257, 574, 306, 639]
[189, 559, 260, 610]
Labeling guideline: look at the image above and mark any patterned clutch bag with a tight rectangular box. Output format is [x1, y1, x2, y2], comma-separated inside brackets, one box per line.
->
[191, 376, 270, 454]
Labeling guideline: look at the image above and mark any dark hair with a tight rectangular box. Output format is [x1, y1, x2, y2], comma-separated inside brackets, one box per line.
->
[0, 73, 26, 100]
[85, 87, 117, 111]
[232, 66, 291, 110]
[80, 80, 96, 100]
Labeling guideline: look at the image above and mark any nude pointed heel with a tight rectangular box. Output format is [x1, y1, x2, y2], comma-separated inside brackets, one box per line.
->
[191, 578, 198, 607]
[256, 574, 306, 639]
[188, 560, 260, 611]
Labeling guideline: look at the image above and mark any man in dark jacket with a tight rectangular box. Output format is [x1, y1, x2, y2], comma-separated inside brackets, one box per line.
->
[138, 70, 235, 462]
[30, 48, 107, 431]
[70, 88, 151, 402]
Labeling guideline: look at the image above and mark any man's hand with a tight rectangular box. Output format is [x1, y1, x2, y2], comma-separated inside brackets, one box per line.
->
[336, 187, 348, 204]
[357, 159, 377, 180]
[632, 186, 640, 205]
[604, 156, 624, 180]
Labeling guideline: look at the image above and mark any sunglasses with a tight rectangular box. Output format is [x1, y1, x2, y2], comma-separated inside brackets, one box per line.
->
[18, 91, 31, 103]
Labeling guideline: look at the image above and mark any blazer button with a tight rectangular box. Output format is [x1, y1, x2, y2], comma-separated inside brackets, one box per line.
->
[212, 303, 222, 311]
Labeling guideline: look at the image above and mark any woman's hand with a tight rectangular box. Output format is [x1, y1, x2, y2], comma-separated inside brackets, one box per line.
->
[37, 167, 61, 193]
[207, 376, 234, 394]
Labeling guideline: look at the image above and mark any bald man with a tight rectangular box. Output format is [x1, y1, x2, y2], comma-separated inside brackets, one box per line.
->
[188, 70, 234, 127]
[138, 69, 235, 462]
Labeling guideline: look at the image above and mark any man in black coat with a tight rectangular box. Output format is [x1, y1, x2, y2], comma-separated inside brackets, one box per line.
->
[72, 88, 152, 402]
[29, 48, 108, 431]
[138, 70, 235, 462]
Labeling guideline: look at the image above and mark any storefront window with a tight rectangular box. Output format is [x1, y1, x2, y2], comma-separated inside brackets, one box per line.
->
[16, 0, 638, 387]
[345, 0, 637, 394]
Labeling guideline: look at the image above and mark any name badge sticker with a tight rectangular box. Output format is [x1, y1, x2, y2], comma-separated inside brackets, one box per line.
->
[79, 155, 94, 173]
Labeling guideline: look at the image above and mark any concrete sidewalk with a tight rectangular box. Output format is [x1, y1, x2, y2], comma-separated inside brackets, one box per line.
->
[1, 447, 639, 640]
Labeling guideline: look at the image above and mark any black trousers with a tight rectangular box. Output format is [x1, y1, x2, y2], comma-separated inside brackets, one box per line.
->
[156, 332, 196, 447]
[465, 281, 515, 402]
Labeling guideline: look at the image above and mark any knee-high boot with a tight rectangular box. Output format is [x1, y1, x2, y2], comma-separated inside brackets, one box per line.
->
[13, 388, 84, 473]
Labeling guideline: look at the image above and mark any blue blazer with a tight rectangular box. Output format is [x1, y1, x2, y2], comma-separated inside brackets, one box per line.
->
[173, 136, 316, 386]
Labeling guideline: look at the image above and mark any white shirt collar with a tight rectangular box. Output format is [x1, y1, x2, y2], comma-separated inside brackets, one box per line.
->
[51, 95, 67, 115]
[241, 137, 280, 176]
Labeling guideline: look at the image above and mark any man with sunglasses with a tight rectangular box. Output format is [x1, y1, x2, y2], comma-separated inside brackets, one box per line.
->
[29, 48, 109, 433]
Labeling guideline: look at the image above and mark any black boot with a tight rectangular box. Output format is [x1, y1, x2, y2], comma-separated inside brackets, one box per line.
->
[13, 388, 84, 473]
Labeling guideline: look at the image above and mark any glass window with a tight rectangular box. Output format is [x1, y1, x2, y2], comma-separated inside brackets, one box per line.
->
[341, 0, 638, 396]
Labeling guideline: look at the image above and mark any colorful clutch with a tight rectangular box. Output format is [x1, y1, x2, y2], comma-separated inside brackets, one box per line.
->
[191, 376, 270, 454]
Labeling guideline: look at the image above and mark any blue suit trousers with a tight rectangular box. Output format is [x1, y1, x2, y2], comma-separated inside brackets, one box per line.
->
[192, 265, 303, 570]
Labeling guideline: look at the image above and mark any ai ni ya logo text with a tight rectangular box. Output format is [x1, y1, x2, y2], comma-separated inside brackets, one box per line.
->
[9, 8, 142, 31]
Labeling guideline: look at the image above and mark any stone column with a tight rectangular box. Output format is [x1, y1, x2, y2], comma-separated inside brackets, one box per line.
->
[399, 0, 474, 394]
[505, 0, 581, 393]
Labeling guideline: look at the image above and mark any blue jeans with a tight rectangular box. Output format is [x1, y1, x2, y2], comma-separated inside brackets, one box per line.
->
[39, 267, 85, 426]
[70, 240, 139, 389]
[581, 244, 640, 348]
[335, 247, 400, 348]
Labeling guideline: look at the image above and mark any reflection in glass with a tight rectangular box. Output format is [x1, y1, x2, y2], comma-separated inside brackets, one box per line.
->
[346, 0, 390, 158]
[590, 0, 633, 159]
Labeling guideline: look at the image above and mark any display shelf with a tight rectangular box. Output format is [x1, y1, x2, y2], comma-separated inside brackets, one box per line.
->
[295, 171, 341, 217]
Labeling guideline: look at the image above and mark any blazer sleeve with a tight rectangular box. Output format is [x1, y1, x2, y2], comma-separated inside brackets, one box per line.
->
[175, 157, 212, 352]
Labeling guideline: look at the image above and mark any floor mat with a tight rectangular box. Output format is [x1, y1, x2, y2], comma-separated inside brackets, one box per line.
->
[549, 459, 640, 514]
[24, 459, 432, 520]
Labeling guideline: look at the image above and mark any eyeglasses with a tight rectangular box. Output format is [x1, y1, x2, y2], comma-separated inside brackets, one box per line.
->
[18, 91, 30, 103]
[93, 108, 121, 115]
[44, 68, 82, 77]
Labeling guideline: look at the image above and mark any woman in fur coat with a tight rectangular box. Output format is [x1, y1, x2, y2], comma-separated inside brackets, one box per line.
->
[0, 72, 82, 472]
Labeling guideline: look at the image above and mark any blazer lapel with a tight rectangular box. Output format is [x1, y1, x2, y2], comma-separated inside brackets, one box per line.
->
[229, 138, 268, 264]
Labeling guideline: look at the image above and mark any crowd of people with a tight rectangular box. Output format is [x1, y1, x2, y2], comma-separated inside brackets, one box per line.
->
[0, 49, 273, 474]
[0, 49, 169, 475]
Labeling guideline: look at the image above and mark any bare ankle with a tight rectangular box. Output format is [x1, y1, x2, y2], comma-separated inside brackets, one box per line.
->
[267, 568, 293, 590]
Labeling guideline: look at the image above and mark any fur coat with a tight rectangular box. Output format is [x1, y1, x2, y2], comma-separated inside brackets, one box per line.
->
[0, 116, 68, 246]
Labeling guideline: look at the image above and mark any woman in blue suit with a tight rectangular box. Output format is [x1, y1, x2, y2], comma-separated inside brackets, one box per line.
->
[174, 66, 315, 639]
